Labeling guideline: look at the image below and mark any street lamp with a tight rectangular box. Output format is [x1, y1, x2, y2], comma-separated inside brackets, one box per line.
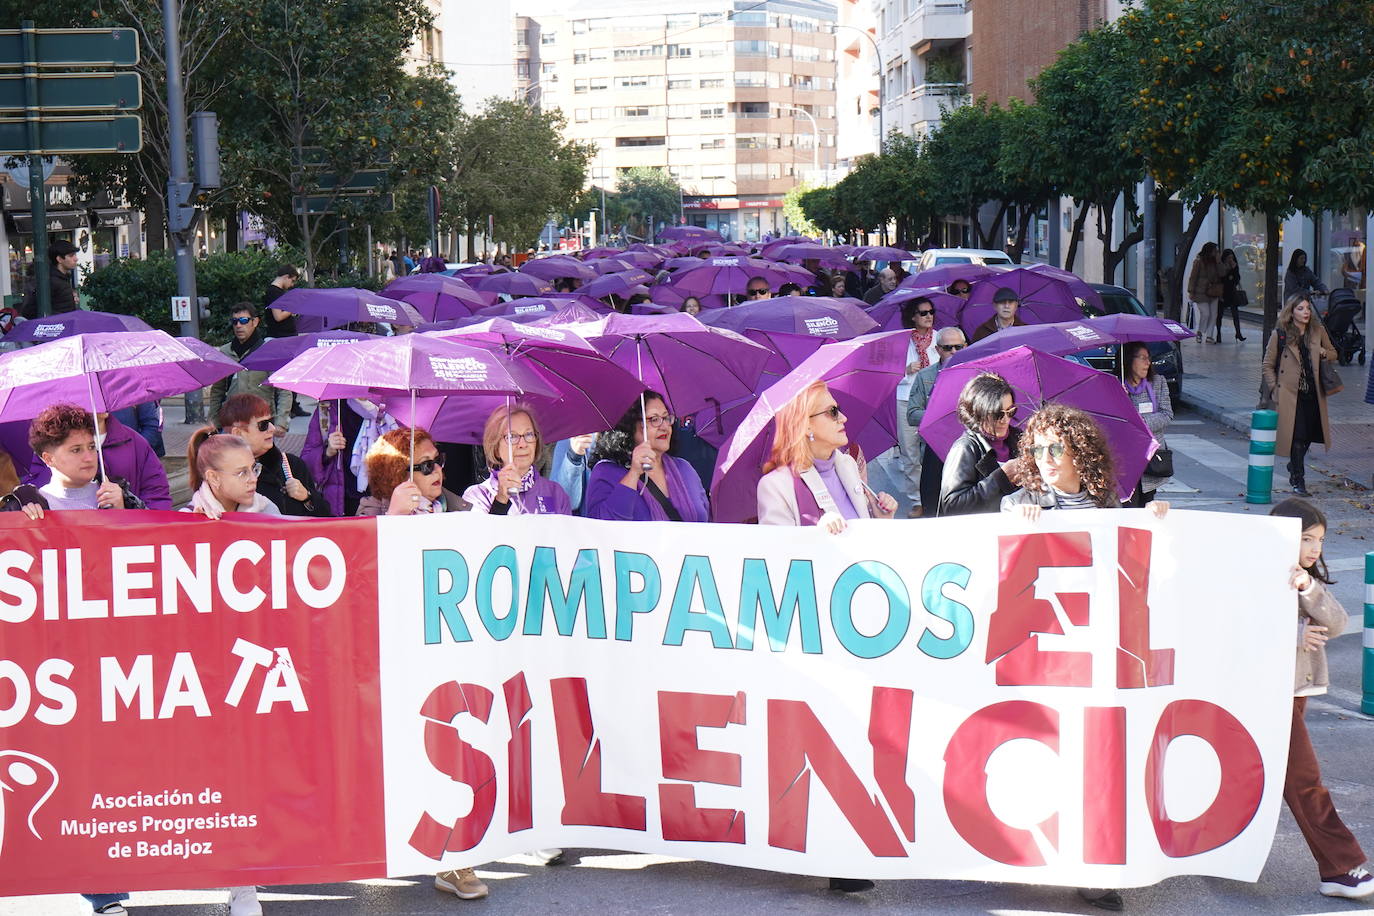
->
[777, 103, 820, 175]
[831, 23, 884, 152]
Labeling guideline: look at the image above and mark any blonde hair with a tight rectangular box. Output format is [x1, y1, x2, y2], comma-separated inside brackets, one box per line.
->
[763, 380, 829, 475]
[482, 403, 541, 469]
[187, 428, 253, 491]
[1277, 292, 1326, 342]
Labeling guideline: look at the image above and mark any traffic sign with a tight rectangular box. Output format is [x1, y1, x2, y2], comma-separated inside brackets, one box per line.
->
[0, 28, 139, 67]
[313, 170, 388, 192]
[293, 193, 394, 215]
[0, 72, 140, 112]
[0, 115, 142, 154]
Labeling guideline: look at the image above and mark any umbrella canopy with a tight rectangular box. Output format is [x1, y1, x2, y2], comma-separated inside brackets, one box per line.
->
[868, 288, 967, 331]
[947, 314, 1193, 368]
[474, 272, 554, 297]
[5, 310, 152, 342]
[650, 285, 728, 311]
[0, 330, 240, 422]
[380, 275, 489, 320]
[580, 269, 655, 300]
[475, 297, 566, 319]
[709, 331, 910, 523]
[392, 318, 645, 442]
[532, 301, 604, 326]
[775, 243, 850, 267]
[580, 246, 629, 260]
[961, 267, 1093, 335]
[660, 226, 721, 242]
[665, 257, 797, 297]
[239, 329, 377, 373]
[663, 256, 705, 272]
[698, 296, 878, 339]
[757, 236, 815, 260]
[1021, 263, 1105, 311]
[852, 246, 915, 263]
[903, 263, 1004, 292]
[591, 257, 637, 275]
[519, 256, 596, 282]
[580, 312, 772, 418]
[272, 287, 424, 329]
[917, 345, 1156, 500]
[453, 264, 506, 277]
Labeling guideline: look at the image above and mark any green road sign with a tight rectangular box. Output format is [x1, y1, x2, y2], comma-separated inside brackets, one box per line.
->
[313, 170, 388, 192]
[0, 28, 139, 67]
[293, 193, 394, 215]
[0, 114, 141, 154]
[0, 72, 141, 112]
[293, 146, 393, 169]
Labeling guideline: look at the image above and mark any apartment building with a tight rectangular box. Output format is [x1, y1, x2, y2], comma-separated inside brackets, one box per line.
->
[873, 0, 970, 139]
[515, 0, 840, 241]
[833, 0, 880, 170]
[412, 0, 515, 105]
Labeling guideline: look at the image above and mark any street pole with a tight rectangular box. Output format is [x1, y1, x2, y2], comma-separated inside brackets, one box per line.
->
[779, 104, 819, 174]
[163, 0, 204, 422]
[1142, 175, 1157, 313]
[600, 184, 607, 247]
[21, 21, 50, 316]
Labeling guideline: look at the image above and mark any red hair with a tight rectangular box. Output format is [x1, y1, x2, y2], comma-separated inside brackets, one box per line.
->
[365, 427, 436, 500]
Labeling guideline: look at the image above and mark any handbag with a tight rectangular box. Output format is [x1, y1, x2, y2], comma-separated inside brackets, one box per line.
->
[1320, 359, 1344, 396]
[1237, 290, 1249, 306]
[1205, 281, 1224, 299]
[1145, 447, 1174, 478]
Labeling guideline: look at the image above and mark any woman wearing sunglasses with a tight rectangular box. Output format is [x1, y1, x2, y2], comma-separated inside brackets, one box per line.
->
[584, 392, 709, 522]
[356, 427, 470, 516]
[463, 404, 571, 515]
[938, 373, 1024, 516]
[217, 393, 331, 516]
[757, 380, 897, 533]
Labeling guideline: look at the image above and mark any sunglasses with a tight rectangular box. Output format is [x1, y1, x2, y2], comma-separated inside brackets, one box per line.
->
[411, 453, 447, 475]
[937, 343, 965, 352]
[1029, 442, 1067, 460]
[746, 288, 769, 296]
[251, 418, 273, 432]
[952, 286, 971, 294]
[230, 316, 255, 326]
[810, 405, 842, 420]
[915, 308, 936, 317]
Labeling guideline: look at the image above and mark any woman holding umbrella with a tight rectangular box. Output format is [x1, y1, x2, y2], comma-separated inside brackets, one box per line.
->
[463, 404, 571, 515]
[757, 380, 896, 532]
[1120, 341, 1174, 506]
[217, 393, 332, 517]
[357, 428, 471, 516]
[2, 404, 130, 515]
[938, 373, 1024, 516]
[584, 393, 709, 522]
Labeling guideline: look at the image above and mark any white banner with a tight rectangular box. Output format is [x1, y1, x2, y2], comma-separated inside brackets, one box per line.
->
[375, 509, 1298, 887]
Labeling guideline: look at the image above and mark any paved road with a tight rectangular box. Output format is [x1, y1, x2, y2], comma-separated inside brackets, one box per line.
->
[4, 407, 1373, 916]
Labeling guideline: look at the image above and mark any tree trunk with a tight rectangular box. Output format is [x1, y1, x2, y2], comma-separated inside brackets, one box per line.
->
[1064, 201, 1090, 273]
[144, 190, 167, 253]
[1262, 212, 1282, 347]
[224, 213, 240, 253]
[1104, 225, 1143, 286]
[1008, 207, 1034, 263]
[1165, 193, 1215, 321]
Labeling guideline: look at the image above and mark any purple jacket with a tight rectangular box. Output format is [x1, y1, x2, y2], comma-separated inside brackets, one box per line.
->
[584, 456, 710, 522]
[301, 403, 346, 517]
[25, 416, 171, 509]
[463, 472, 572, 515]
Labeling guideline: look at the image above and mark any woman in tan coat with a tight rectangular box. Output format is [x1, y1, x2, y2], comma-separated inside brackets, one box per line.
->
[1262, 293, 1338, 496]
[1187, 241, 1224, 343]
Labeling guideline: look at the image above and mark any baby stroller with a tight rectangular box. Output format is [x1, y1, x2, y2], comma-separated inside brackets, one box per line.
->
[1323, 288, 1366, 366]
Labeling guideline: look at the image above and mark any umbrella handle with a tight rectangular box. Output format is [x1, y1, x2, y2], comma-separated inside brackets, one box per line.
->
[636, 340, 651, 474]
[85, 372, 109, 488]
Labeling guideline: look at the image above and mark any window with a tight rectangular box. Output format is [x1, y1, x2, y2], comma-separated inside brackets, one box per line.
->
[734, 101, 769, 118]
[732, 11, 767, 26]
[516, 60, 530, 78]
[666, 14, 695, 29]
[587, 18, 610, 31]
[616, 105, 661, 119]
[574, 109, 589, 122]
[616, 74, 663, 89]
[540, 31, 556, 45]
[573, 51, 587, 64]
[794, 45, 820, 62]
[541, 62, 556, 75]
[700, 77, 725, 88]
[615, 45, 664, 60]
[700, 105, 724, 119]
[700, 137, 726, 149]
[735, 40, 766, 57]
[667, 78, 691, 89]
[588, 47, 608, 61]
[668, 44, 692, 58]
[736, 134, 766, 149]
[667, 104, 694, 119]
[514, 29, 528, 49]
[572, 19, 588, 34]
[735, 72, 767, 88]
[700, 165, 728, 180]
[668, 135, 695, 150]
[589, 77, 608, 92]
[699, 11, 725, 26]
[574, 79, 588, 94]
[697, 43, 726, 58]
[616, 136, 665, 147]
[590, 107, 610, 119]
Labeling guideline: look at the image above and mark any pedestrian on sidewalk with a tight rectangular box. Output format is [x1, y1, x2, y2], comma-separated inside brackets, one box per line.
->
[1187, 242, 1224, 343]
[1261, 294, 1337, 497]
[1217, 248, 1247, 341]
[1284, 249, 1329, 303]
[1268, 498, 1374, 900]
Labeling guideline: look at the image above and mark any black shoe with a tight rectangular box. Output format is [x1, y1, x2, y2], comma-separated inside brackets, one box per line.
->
[1236, 334, 1247, 341]
[828, 877, 874, 893]
[1078, 888, 1125, 911]
[1293, 484, 1312, 497]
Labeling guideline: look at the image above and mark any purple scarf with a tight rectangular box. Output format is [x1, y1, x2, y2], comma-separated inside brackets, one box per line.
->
[643, 455, 708, 522]
[1127, 377, 1158, 412]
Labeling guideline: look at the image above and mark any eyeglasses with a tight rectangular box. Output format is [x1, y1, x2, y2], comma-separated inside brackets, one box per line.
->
[502, 431, 538, 445]
[915, 308, 936, 317]
[411, 453, 447, 475]
[251, 418, 273, 432]
[230, 316, 255, 326]
[810, 405, 842, 420]
[937, 343, 966, 352]
[1029, 443, 1067, 461]
[219, 462, 263, 481]
[746, 288, 769, 296]
[643, 413, 676, 429]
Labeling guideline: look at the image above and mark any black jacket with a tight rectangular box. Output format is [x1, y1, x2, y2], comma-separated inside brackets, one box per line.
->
[255, 445, 332, 517]
[20, 267, 79, 318]
[938, 427, 1021, 517]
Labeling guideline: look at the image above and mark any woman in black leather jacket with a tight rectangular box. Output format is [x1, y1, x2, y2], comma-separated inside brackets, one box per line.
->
[937, 372, 1024, 516]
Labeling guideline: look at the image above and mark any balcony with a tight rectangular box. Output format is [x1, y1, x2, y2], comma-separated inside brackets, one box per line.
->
[887, 82, 967, 133]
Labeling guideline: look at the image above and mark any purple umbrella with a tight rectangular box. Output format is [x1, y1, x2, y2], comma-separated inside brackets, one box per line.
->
[580, 312, 772, 418]
[545, 291, 616, 312]
[666, 257, 797, 298]
[613, 250, 660, 270]
[5, 310, 152, 342]
[947, 314, 1192, 368]
[917, 345, 1156, 500]
[581, 247, 628, 260]
[272, 287, 424, 329]
[698, 296, 878, 339]
[853, 246, 915, 264]
[381, 276, 488, 320]
[868, 288, 967, 331]
[475, 297, 565, 319]
[660, 226, 721, 242]
[391, 319, 645, 443]
[1022, 263, 1105, 311]
[453, 264, 506, 277]
[961, 267, 1093, 335]
[903, 263, 1004, 292]
[475, 273, 554, 297]
[709, 331, 910, 523]
[240, 329, 377, 372]
[519, 257, 596, 282]
[591, 257, 637, 275]
[664, 256, 705, 272]
[757, 236, 815, 260]
[580, 269, 655, 300]
[775, 243, 850, 267]
[532, 301, 604, 326]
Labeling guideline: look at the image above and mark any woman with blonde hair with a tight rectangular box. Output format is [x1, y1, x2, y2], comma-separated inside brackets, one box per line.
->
[356, 427, 469, 515]
[184, 428, 280, 518]
[756, 380, 897, 534]
[463, 403, 571, 515]
[1262, 293, 1339, 496]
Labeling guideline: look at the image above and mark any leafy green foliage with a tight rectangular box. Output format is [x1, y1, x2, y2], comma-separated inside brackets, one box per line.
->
[615, 168, 683, 240]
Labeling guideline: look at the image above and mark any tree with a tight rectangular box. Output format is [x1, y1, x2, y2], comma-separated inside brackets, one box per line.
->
[797, 187, 844, 238]
[921, 99, 1015, 249]
[783, 182, 822, 237]
[615, 167, 682, 241]
[994, 100, 1058, 264]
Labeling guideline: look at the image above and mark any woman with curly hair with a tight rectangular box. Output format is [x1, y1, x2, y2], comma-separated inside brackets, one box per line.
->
[1001, 403, 1123, 517]
[356, 427, 470, 516]
[584, 392, 708, 522]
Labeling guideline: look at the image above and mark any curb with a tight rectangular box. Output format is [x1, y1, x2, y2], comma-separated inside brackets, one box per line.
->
[1177, 390, 1250, 435]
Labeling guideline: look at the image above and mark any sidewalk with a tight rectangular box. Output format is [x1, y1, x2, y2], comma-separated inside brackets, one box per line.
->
[1174, 314, 1374, 491]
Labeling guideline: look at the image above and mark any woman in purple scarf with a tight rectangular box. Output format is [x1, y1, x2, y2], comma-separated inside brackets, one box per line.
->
[584, 392, 709, 522]
[463, 404, 571, 515]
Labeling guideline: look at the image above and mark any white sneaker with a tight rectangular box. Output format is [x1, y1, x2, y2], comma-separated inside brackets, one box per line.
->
[1320, 866, 1374, 899]
[228, 885, 263, 916]
[533, 847, 565, 865]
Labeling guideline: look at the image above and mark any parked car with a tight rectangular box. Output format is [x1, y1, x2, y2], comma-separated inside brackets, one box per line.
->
[914, 248, 1015, 272]
[1084, 282, 1184, 401]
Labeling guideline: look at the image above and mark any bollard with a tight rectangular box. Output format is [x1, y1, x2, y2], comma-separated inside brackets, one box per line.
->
[1364, 553, 1374, 716]
[1246, 409, 1279, 504]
